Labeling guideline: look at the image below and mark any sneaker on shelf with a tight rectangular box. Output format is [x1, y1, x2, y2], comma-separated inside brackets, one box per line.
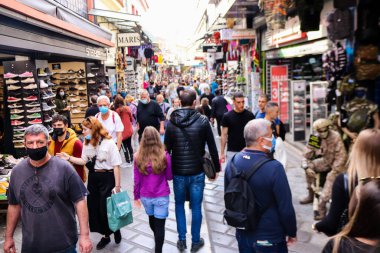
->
[13, 137, 24, 143]
[69, 87, 78, 91]
[44, 115, 52, 122]
[46, 125, 53, 133]
[45, 68, 52, 76]
[40, 80, 49, 88]
[7, 97, 21, 102]
[9, 103, 23, 108]
[60, 82, 68, 86]
[21, 77, 35, 83]
[42, 93, 51, 100]
[47, 101, 56, 109]
[70, 98, 79, 102]
[10, 114, 24, 120]
[72, 109, 81, 114]
[8, 85, 21, 91]
[11, 120, 25, 126]
[13, 126, 26, 132]
[38, 68, 47, 76]
[78, 87, 86, 91]
[70, 104, 78, 108]
[68, 81, 76, 86]
[27, 107, 41, 113]
[19, 71, 34, 77]
[13, 131, 24, 137]
[24, 95, 38, 101]
[87, 73, 95, 78]
[68, 69, 76, 74]
[88, 80, 96, 84]
[46, 91, 55, 97]
[69, 93, 76, 97]
[77, 75, 85, 79]
[28, 118, 42, 125]
[68, 76, 76, 80]
[42, 103, 51, 111]
[6, 79, 19, 84]
[23, 83, 38, 90]
[4, 73, 18, 79]
[79, 104, 87, 108]
[47, 81, 56, 86]
[14, 143, 25, 149]
[78, 92, 86, 96]
[25, 102, 40, 108]
[80, 98, 87, 102]
[27, 113, 41, 119]
[11, 108, 24, 114]
[78, 80, 86, 84]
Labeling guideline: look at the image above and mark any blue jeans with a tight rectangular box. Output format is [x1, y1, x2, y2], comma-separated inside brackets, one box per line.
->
[173, 172, 205, 244]
[236, 231, 288, 253]
[141, 196, 169, 219]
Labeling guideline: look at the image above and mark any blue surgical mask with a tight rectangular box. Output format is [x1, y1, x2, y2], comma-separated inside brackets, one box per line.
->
[85, 134, 91, 140]
[141, 99, 148, 104]
[99, 105, 109, 114]
[100, 90, 106, 95]
[262, 135, 276, 153]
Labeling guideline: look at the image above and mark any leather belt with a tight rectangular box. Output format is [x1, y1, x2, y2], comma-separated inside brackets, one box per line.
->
[94, 169, 114, 173]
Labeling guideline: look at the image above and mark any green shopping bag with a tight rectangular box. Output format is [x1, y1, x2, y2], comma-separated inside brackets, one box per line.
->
[107, 190, 133, 232]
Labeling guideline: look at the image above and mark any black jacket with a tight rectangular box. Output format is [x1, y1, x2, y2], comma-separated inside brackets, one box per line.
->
[165, 108, 220, 176]
[211, 95, 228, 118]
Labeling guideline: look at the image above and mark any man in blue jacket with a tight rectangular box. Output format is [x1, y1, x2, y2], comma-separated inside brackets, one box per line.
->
[224, 118, 297, 252]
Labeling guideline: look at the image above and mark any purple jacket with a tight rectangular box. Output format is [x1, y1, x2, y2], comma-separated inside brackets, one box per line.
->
[134, 152, 172, 200]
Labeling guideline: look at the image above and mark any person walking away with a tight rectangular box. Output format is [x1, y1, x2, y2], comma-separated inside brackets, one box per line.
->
[4, 124, 92, 253]
[55, 87, 71, 126]
[136, 90, 165, 142]
[313, 128, 380, 235]
[49, 114, 85, 181]
[322, 180, 380, 253]
[196, 97, 212, 120]
[156, 94, 171, 126]
[198, 79, 209, 94]
[224, 119, 297, 252]
[211, 78, 219, 95]
[95, 95, 124, 151]
[125, 95, 138, 150]
[147, 81, 159, 100]
[220, 92, 255, 163]
[133, 126, 172, 253]
[57, 117, 123, 250]
[199, 87, 215, 105]
[210, 89, 228, 137]
[113, 95, 134, 163]
[85, 95, 100, 118]
[165, 90, 220, 252]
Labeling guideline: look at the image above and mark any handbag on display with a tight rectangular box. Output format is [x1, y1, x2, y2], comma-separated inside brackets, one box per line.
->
[107, 189, 133, 232]
[179, 127, 216, 179]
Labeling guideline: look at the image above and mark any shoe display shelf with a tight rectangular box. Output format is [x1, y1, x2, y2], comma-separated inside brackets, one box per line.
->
[37, 67, 57, 130]
[86, 62, 108, 97]
[49, 62, 88, 126]
[2, 60, 44, 156]
[125, 69, 138, 98]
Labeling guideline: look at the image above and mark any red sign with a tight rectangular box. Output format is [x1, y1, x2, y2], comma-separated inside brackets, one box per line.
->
[270, 66, 289, 123]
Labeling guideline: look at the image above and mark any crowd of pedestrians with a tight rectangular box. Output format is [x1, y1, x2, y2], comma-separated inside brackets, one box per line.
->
[3, 77, 380, 253]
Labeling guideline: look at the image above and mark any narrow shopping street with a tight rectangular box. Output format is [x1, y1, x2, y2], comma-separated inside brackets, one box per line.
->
[0, 132, 328, 253]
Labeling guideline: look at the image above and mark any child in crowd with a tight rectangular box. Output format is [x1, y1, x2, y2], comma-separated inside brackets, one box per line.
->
[133, 126, 172, 253]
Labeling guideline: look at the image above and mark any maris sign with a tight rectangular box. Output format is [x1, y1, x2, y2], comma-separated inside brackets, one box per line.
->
[117, 33, 141, 47]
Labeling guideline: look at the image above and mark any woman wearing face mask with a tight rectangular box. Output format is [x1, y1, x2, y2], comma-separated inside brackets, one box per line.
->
[55, 87, 71, 127]
[166, 98, 180, 121]
[57, 117, 123, 250]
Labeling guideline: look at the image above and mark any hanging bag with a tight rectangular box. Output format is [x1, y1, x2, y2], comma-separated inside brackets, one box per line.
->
[107, 189, 133, 232]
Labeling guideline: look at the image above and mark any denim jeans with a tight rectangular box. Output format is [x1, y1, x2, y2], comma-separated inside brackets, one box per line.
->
[236, 230, 288, 253]
[173, 172, 205, 244]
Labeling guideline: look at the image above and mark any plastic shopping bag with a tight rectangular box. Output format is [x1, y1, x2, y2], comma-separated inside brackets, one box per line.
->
[107, 190, 133, 232]
[274, 137, 287, 168]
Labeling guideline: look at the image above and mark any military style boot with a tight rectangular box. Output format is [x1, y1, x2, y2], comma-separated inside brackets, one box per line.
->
[299, 188, 314, 204]
[314, 201, 327, 220]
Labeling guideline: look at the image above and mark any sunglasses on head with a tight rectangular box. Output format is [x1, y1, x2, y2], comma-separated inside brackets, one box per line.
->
[360, 176, 380, 184]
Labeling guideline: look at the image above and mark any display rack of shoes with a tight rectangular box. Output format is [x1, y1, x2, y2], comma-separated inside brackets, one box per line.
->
[124, 69, 138, 98]
[86, 62, 108, 98]
[37, 67, 56, 132]
[49, 62, 88, 126]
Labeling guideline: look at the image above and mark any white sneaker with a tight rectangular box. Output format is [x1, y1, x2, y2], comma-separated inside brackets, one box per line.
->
[87, 73, 95, 77]
[79, 104, 87, 108]
[6, 79, 19, 84]
[8, 85, 21, 90]
[40, 80, 49, 88]
[21, 77, 35, 83]
[70, 98, 79, 102]
[72, 109, 81, 113]
[23, 83, 38, 90]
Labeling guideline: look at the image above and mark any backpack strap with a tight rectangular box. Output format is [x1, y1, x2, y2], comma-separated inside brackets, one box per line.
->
[96, 111, 115, 124]
[230, 154, 272, 180]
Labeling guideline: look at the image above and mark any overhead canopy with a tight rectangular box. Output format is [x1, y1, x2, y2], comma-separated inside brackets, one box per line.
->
[89, 8, 152, 44]
[224, 0, 259, 18]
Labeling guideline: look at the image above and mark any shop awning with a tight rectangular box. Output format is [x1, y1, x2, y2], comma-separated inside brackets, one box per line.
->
[88, 8, 152, 44]
[0, 0, 114, 48]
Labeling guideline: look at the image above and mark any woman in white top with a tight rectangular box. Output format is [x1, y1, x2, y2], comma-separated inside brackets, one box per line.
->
[57, 116, 122, 250]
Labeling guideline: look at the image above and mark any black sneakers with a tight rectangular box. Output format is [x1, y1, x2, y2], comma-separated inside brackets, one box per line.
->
[191, 238, 205, 252]
[96, 237, 111, 250]
[114, 230, 122, 244]
[177, 240, 187, 251]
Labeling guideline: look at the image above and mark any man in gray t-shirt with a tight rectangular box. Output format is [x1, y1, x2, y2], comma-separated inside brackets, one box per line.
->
[4, 124, 92, 253]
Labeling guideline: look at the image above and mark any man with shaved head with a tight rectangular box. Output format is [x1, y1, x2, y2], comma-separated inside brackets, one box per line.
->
[136, 90, 165, 141]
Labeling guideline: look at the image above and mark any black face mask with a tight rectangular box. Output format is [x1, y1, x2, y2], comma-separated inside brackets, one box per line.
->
[53, 127, 65, 136]
[27, 146, 48, 161]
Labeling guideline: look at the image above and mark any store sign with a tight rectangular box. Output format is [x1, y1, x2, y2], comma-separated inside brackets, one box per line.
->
[271, 65, 289, 123]
[85, 48, 103, 58]
[266, 39, 331, 59]
[117, 33, 141, 47]
[220, 29, 255, 40]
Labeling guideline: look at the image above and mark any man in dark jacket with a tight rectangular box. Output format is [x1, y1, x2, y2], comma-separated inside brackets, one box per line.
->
[165, 90, 220, 252]
[85, 95, 100, 118]
[210, 89, 228, 136]
[224, 119, 297, 252]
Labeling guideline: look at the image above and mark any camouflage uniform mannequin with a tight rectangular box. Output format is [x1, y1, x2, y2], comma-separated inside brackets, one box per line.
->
[300, 119, 347, 220]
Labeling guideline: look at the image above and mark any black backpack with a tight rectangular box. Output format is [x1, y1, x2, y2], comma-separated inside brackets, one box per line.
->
[224, 155, 272, 231]
[327, 9, 353, 42]
[279, 120, 286, 141]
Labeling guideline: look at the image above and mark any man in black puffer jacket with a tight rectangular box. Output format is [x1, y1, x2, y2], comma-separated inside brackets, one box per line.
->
[165, 90, 220, 252]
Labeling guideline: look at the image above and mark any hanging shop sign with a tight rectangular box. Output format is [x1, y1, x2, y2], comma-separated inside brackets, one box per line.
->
[266, 39, 331, 59]
[117, 33, 141, 47]
[271, 65, 289, 123]
[220, 29, 255, 40]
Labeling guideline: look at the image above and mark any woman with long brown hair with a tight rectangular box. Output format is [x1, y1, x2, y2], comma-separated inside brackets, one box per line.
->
[322, 180, 380, 253]
[314, 129, 380, 235]
[133, 126, 172, 253]
[57, 116, 122, 250]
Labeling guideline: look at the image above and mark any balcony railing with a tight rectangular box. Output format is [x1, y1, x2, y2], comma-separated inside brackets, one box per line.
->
[53, 0, 88, 18]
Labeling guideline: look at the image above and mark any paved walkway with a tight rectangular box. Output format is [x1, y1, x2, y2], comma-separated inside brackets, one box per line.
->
[0, 135, 328, 252]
